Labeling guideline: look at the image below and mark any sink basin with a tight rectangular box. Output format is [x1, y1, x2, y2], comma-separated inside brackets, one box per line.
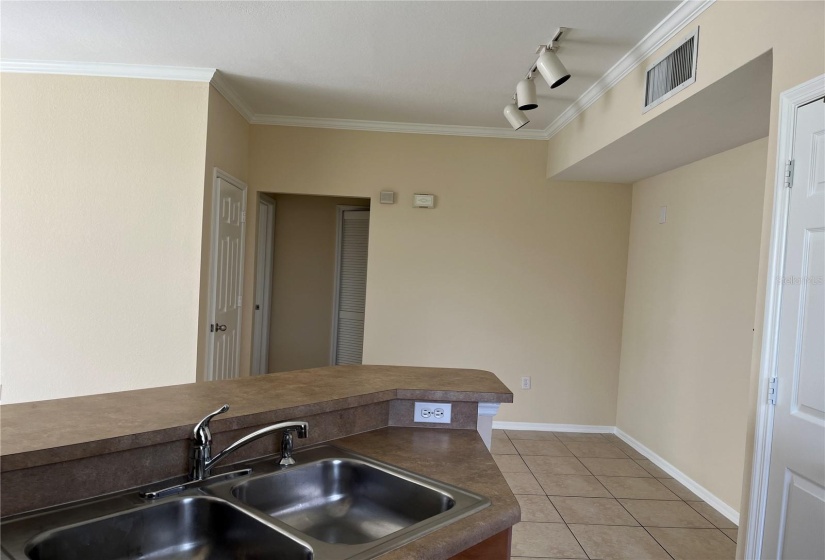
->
[24, 496, 312, 560]
[3, 444, 489, 560]
[231, 459, 455, 544]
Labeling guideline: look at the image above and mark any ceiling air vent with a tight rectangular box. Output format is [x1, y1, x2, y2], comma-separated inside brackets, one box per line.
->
[644, 28, 699, 113]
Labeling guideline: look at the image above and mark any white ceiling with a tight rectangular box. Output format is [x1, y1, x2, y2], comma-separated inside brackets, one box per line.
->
[1, 1, 680, 131]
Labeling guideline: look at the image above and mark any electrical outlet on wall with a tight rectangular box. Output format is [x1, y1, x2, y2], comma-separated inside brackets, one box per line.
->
[521, 376, 531, 390]
[414, 402, 452, 423]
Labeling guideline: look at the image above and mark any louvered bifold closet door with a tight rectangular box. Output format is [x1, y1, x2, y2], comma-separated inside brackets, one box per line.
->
[335, 210, 370, 365]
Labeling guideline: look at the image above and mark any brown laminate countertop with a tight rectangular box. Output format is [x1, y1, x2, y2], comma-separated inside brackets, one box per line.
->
[309, 427, 519, 559]
[0, 365, 512, 470]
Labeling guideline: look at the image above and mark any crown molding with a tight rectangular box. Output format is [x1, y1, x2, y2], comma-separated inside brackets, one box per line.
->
[1, 0, 715, 142]
[248, 0, 715, 141]
[250, 113, 549, 140]
[0, 59, 216, 82]
[542, 0, 716, 139]
[209, 70, 255, 121]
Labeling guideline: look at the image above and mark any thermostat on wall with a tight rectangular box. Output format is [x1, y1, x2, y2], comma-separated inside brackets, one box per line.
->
[413, 194, 435, 208]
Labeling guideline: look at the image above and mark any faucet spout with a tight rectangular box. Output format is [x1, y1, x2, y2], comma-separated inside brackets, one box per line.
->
[189, 405, 309, 481]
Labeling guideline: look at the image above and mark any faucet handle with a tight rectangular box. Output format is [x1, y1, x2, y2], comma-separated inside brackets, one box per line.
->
[193, 404, 229, 445]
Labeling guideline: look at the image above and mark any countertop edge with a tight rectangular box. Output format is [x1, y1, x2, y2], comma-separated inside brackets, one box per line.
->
[2, 366, 514, 470]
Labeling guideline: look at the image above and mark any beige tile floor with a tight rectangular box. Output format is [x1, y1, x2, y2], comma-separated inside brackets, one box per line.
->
[493, 430, 737, 560]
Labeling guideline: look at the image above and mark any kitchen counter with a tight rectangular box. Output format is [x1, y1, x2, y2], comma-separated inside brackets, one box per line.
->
[0, 365, 514, 533]
[1, 364, 519, 559]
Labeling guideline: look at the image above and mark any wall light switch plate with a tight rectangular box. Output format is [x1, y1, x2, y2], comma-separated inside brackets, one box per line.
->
[659, 206, 667, 224]
[413, 194, 435, 208]
[414, 402, 452, 423]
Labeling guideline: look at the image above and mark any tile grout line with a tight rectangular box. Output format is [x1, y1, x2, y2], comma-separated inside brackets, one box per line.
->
[564, 518, 593, 560]
[519, 441, 592, 560]
[515, 430, 726, 560]
[639, 525, 677, 560]
[684, 501, 738, 532]
[497, 429, 737, 559]
[597, 438, 732, 559]
[560, 436, 616, 498]
[580, 438, 677, 560]
[509, 431, 590, 559]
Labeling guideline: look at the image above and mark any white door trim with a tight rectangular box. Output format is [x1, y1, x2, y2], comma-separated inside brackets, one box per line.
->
[251, 194, 276, 375]
[745, 74, 825, 559]
[205, 168, 248, 381]
[329, 205, 369, 365]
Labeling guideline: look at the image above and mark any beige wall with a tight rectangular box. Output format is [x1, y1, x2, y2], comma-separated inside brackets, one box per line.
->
[266, 194, 370, 373]
[616, 137, 769, 510]
[541, 1, 824, 546]
[0, 73, 209, 403]
[196, 85, 250, 379]
[247, 126, 632, 425]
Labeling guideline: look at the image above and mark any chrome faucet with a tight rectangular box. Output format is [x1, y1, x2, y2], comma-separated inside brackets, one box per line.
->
[189, 404, 309, 481]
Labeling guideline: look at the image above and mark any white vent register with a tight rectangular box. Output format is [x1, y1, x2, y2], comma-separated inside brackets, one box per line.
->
[644, 28, 699, 112]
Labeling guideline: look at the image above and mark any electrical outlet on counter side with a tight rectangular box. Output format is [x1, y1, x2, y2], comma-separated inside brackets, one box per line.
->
[414, 402, 452, 424]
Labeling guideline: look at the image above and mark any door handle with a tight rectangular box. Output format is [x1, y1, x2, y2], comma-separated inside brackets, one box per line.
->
[212, 323, 227, 332]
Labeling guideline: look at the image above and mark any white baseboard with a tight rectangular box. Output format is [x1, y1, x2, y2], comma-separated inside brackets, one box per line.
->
[492, 421, 614, 433]
[615, 428, 740, 526]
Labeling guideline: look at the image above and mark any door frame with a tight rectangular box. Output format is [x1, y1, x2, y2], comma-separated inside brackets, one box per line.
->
[205, 168, 248, 381]
[745, 74, 825, 559]
[251, 194, 276, 376]
[329, 205, 369, 365]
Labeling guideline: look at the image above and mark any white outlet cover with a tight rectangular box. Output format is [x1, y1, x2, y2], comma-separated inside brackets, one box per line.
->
[414, 402, 452, 424]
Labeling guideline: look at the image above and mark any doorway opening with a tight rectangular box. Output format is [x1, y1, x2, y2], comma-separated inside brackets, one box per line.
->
[251, 194, 275, 375]
[251, 193, 371, 374]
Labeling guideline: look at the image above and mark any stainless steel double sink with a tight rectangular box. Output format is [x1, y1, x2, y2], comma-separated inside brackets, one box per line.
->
[1, 444, 490, 559]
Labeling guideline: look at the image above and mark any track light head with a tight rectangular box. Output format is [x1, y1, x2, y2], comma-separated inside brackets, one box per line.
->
[516, 77, 538, 110]
[503, 103, 529, 130]
[502, 28, 570, 130]
[536, 49, 571, 89]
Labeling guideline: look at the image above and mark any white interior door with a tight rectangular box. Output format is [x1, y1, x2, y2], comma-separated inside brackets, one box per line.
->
[762, 98, 825, 559]
[207, 174, 246, 381]
[331, 208, 369, 365]
[251, 196, 275, 376]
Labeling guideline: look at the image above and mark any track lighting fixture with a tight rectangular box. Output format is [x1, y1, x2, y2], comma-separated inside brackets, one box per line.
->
[503, 27, 571, 129]
[536, 49, 570, 89]
[503, 100, 530, 130]
[516, 77, 538, 110]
